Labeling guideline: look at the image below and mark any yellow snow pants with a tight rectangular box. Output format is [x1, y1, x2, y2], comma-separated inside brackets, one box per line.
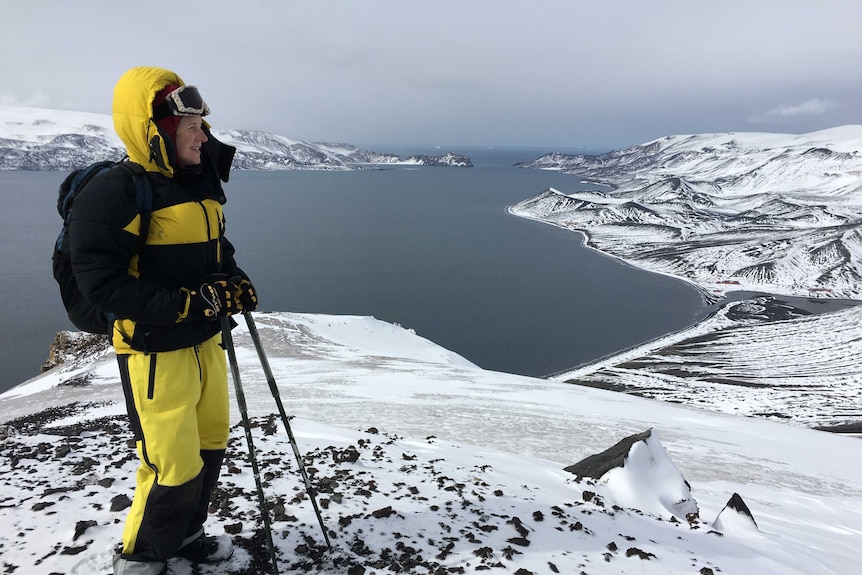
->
[116, 333, 229, 562]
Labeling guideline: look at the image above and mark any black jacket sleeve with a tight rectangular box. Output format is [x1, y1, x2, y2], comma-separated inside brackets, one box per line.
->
[68, 168, 185, 326]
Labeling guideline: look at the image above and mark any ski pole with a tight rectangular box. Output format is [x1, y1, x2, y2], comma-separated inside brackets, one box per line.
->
[244, 311, 333, 551]
[221, 317, 281, 574]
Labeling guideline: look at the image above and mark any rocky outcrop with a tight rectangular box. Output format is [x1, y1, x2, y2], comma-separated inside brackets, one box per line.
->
[565, 429, 699, 521]
[41, 331, 111, 372]
[564, 429, 652, 479]
[712, 493, 759, 534]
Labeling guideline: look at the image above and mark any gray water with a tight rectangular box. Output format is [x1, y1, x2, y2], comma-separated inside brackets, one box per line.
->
[0, 148, 708, 393]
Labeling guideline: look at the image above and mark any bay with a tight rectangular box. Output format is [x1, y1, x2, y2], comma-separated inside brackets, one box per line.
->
[0, 148, 708, 393]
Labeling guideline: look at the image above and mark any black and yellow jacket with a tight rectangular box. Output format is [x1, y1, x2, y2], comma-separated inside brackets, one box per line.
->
[68, 67, 242, 354]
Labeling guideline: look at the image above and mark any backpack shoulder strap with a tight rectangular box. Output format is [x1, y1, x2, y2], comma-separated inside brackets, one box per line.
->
[107, 163, 154, 339]
[132, 172, 153, 249]
[118, 162, 153, 248]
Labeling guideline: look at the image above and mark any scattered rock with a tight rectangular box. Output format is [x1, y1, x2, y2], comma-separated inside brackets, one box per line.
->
[501, 545, 523, 559]
[333, 446, 360, 464]
[224, 522, 243, 534]
[110, 494, 132, 512]
[0, 425, 18, 440]
[626, 547, 656, 560]
[73, 520, 97, 541]
[508, 516, 530, 537]
[371, 506, 395, 519]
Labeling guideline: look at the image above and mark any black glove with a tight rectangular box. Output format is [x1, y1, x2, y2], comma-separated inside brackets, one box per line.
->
[182, 279, 239, 320]
[234, 278, 258, 312]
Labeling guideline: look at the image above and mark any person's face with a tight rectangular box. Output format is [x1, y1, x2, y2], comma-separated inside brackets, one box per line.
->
[175, 115, 208, 166]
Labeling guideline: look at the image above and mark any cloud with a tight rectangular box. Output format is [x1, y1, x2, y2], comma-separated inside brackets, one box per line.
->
[747, 98, 838, 124]
[766, 98, 837, 117]
[0, 91, 52, 107]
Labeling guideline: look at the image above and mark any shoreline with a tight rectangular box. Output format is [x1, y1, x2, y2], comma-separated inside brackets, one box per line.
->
[505, 202, 862, 432]
[549, 295, 862, 431]
[507, 202, 862, 305]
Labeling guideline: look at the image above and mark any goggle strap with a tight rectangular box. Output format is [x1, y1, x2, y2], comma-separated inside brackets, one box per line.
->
[152, 100, 173, 121]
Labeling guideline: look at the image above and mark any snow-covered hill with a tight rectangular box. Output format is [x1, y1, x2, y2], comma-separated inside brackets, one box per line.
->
[1, 312, 861, 575]
[512, 127, 862, 299]
[554, 295, 862, 432]
[0, 105, 470, 170]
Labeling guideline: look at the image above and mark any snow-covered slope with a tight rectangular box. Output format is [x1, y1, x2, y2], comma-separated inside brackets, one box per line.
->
[0, 105, 469, 170]
[0, 106, 123, 170]
[553, 296, 862, 432]
[210, 130, 400, 170]
[1, 313, 861, 574]
[512, 127, 862, 299]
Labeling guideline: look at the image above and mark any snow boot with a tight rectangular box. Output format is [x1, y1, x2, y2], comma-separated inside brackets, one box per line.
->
[175, 533, 234, 564]
[112, 555, 167, 574]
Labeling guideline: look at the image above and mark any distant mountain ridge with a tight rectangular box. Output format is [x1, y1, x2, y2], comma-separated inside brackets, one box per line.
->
[512, 126, 862, 300]
[0, 105, 470, 170]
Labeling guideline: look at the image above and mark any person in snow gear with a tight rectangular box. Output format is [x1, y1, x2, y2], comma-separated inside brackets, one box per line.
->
[67, 66, 258, 575]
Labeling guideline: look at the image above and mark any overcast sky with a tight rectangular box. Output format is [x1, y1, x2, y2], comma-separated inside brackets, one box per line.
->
[2, 1, 860, 150]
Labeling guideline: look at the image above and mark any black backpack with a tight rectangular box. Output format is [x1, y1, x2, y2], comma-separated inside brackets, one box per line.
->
[52, 161, 152, 335]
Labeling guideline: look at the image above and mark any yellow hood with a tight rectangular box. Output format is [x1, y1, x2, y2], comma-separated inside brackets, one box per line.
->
[113, 66, 207, 177]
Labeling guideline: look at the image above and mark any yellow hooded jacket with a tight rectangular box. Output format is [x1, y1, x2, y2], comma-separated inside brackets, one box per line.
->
[68, 66, 241, 353]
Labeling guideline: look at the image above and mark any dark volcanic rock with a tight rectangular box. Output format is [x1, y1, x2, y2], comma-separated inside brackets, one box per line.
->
[713, 492, 758, 531]
[74, 520, 97, 541]
[564, 429, 652, 478]
[110, 494, 132, 512]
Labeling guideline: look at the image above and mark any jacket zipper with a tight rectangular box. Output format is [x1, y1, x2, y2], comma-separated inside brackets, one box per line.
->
[197, 200, 219, 269]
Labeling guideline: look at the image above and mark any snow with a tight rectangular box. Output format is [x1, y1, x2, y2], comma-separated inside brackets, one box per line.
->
[602, 431, 698, 520]
[0, 104, 119, 144]
[512, 126, 862, 299]
[1, 312, 861, 575]
[0, 105, 463, 171]
[2, 119, 861, 572]
[508, 128, 862, 432]
[551, 298, 862, 429]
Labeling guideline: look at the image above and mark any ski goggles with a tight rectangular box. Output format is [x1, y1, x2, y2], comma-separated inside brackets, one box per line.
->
[157, 85, 210, 117]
